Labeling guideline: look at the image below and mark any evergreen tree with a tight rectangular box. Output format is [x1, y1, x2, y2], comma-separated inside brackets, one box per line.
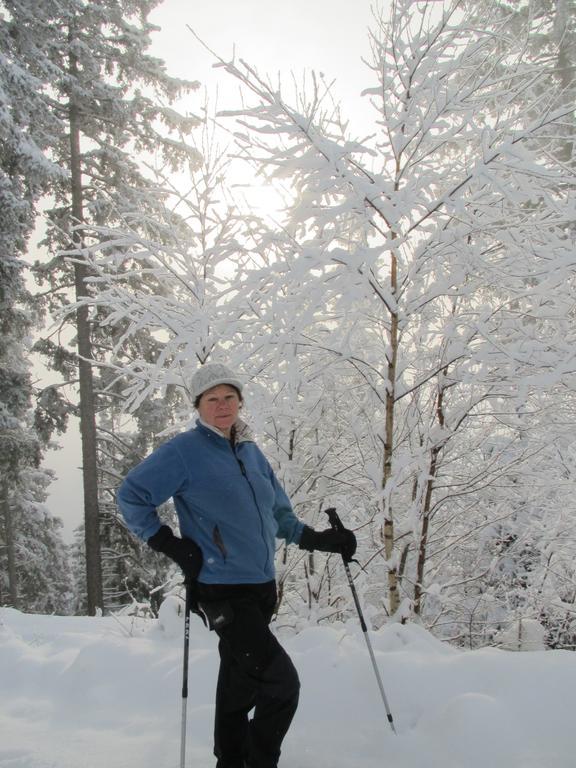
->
[4, 0, 200, 613]
[0, 0, 70, 612]
[7, 465, 73, 614]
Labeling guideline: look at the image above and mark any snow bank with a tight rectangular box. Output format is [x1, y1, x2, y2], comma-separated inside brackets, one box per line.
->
[1, 606, 575, 768]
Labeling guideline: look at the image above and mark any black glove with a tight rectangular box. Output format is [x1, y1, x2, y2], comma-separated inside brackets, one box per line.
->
[299, 524, 357, 562]
[147, 525, 203, 582]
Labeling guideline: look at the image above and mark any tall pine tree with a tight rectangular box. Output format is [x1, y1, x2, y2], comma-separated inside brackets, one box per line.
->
[4, 0, 200, 613]
[0, 0, 70, 610]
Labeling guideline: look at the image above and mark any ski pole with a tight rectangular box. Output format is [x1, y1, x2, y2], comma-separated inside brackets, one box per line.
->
[180, 580, 193, 768]
[325, 507, 397, 735]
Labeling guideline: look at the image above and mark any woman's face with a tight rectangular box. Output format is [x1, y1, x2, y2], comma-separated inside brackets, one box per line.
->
[197, 384, 241, 437]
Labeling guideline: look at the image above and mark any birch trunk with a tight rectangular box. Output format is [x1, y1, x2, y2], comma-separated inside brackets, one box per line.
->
[382, 249, 400, 614]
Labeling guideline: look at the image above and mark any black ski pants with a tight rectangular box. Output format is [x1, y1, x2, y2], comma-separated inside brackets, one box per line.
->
[197, 581, 300, 768]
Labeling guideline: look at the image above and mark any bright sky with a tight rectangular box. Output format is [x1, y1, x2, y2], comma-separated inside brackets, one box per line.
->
[44, 0, 381, 542]
[149, 0, 375, 106]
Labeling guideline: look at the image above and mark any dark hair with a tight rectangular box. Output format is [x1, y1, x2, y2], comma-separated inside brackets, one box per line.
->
[194, 385, 243, 410]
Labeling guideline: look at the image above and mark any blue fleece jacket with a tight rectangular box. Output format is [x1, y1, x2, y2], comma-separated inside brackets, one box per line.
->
[117, 420, 305, 585]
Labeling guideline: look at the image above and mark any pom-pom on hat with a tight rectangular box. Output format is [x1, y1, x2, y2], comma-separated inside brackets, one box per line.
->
[190, 363, 243, 403]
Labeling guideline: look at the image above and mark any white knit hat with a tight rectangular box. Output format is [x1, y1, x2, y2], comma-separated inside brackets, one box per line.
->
[190, 363, 243, 402]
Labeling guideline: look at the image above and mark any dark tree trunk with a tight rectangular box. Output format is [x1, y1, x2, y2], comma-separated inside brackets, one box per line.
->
[69, 42, 103, 615]
[1, 485, 19, 608]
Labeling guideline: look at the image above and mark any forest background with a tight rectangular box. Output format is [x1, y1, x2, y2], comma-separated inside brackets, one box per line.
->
[2, 0, 576, 652]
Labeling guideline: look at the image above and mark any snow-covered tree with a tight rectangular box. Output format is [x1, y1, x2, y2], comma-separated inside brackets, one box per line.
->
[70, 0, 576, 642]
[206, 0, 576, 630]
[73, 117, 245, 411]
[4, 465, 72, 614]
[465, 0, 575, 164]
[3, 0, 201, 613]
[0, 1, 70, 612]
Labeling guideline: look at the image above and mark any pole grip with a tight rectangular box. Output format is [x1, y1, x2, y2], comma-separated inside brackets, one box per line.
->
[325, 506, 355, 564]
[325, 506, 344, 532]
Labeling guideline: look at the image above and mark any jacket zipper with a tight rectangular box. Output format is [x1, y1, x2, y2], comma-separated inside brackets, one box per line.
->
[231, 443, 270, 573]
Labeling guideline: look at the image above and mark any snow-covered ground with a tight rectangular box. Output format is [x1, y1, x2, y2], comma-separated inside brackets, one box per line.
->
[2, 600, 576, 768]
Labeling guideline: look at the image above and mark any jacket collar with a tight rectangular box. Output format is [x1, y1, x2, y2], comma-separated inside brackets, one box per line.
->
[196, 417, 254, 445]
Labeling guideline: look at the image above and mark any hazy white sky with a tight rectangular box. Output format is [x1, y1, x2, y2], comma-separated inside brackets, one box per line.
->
[150, 0, 375, 102]
[45, 0, 380, 541]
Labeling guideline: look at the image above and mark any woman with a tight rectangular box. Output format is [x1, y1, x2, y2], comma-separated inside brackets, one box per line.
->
[117, 362, 356, 768]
